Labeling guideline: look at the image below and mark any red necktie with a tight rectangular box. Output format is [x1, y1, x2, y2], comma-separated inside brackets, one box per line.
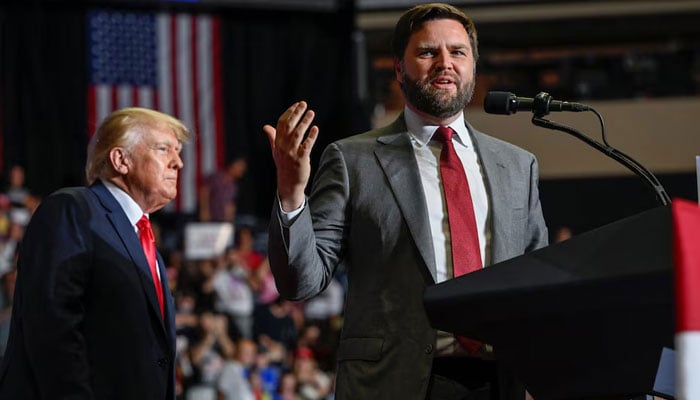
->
[435, 126, 483, 353]
[137, 215, 164, 317]
[434, 126, 482, 276]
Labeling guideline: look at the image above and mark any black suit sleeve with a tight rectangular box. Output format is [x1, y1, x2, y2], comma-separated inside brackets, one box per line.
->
[17, 191, 95, 398]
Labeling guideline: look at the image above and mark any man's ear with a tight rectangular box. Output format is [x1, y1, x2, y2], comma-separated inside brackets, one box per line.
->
[394, 58, 404, 84]
[109, 147, 130, 175]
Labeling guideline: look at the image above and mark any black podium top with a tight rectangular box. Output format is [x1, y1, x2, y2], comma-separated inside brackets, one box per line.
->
[424, 206, 674, 399]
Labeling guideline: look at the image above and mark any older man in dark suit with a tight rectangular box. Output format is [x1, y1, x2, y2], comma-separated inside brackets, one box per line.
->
[0, 107, 188, 399]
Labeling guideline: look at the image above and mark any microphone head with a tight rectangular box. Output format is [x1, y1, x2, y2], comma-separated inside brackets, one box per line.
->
[484, 91, 517, 115]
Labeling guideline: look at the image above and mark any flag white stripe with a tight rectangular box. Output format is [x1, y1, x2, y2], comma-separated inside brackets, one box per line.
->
[96, 85, 112, 126]
[198, 15, 216, 175]
[117, 85, 132, 108]
[157, 14, 172, 115]
[176, 14, 196, 212]
[139, 87, 154, 109]
[156, 14, 176, 213]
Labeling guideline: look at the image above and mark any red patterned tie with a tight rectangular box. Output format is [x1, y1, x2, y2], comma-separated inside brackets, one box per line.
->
[435, 126, 483, 353]
[137, 215, 164, 317]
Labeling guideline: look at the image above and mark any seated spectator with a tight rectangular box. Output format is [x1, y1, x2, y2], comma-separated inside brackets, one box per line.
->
[0, 223, 22, 277]
[303, 278, 344, 322]
[217, 338, 257, 400]
[273, 372, 299, 400]
[189, 312, 235, 387]
[250, 258, 279, 306]
[0, 269, 16, 359]
[198, 157, 247, 223]
[254, 298, 298, 352]
[253, 346, 282, 397]
[293, 347, 332, 400]
[3, 166, 28, 210]
[211, 254, 254, 339]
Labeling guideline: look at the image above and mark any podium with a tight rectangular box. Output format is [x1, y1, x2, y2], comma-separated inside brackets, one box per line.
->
[424, 206, 675, 399]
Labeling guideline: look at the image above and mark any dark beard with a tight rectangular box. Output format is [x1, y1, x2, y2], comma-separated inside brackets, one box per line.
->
[400, 71, 474, 119]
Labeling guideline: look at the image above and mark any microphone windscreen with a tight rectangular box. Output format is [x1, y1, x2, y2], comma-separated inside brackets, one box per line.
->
[483, 91, 515, 115]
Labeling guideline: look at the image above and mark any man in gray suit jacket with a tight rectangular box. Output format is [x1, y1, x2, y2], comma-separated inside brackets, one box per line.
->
[263, 3, 548, 400]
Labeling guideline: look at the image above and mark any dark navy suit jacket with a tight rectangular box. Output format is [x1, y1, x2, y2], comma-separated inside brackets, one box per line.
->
[0, 181, 176, 399]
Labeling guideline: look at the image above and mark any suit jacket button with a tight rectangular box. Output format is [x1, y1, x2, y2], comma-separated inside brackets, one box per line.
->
[157, 358, 167, 368]
[425, 344, 433, 354]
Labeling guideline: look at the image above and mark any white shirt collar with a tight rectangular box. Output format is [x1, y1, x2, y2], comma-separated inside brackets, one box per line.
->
[101, 179, 147, 227]
[403, 107, 473, 149]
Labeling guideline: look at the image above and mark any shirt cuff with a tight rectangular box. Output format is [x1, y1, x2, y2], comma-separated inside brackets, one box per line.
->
[277, 194, 306, 226]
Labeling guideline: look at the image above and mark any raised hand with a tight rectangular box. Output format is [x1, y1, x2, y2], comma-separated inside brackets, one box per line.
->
[263, 101, 319, 211]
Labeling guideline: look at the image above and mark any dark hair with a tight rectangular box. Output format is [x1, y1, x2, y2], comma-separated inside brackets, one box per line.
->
[391, 3, 479, 63]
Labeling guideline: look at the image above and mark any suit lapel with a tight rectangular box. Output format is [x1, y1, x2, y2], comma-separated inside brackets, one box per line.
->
[469, 125, 511, 264]
[89, 182, 170, 336]
[374, 118, 437, 281]
[156, 251, 177, 351]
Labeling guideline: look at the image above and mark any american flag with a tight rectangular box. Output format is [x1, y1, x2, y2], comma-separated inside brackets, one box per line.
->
[88, 10, 224, 213]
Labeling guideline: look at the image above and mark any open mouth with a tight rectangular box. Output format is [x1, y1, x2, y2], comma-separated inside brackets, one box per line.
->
[432, 75, 456, 89]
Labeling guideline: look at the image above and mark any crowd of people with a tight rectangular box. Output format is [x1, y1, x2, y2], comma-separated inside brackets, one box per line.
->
[0, 166, 36, 359]
[0, 162, 346, 400]
[165, 222, 346, 400]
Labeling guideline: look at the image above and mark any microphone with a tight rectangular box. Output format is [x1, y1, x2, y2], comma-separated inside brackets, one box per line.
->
[484, 91, 590, 116]
[483, 91, 670, 205]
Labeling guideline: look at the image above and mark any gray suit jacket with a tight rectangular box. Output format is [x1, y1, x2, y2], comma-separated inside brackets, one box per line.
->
[269, 115, 548, 400]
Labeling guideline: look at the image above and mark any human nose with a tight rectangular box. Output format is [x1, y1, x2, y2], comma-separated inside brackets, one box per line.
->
[435, 48, 453, 70]
[172, 151, 184, 169]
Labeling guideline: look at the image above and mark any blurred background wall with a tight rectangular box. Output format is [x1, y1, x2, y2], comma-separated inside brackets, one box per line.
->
[1, 0, 699, 240]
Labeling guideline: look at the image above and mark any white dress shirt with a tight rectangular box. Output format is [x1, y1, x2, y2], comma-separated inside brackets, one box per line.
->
[102, 179, 162, 280]
[404, 107, 491, 283]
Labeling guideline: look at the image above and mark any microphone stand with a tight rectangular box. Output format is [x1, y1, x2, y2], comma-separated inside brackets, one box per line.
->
[530, 92, 671, 206]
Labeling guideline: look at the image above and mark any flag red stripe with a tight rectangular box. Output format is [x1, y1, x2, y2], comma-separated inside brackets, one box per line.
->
[110, 85, 118, 117]
[87, 85, 97, 138]
[153, 88, 160, 111]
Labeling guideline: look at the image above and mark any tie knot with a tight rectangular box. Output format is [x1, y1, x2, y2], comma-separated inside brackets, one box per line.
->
[137, 215, 151, 231]
[434, 126, 454, 143]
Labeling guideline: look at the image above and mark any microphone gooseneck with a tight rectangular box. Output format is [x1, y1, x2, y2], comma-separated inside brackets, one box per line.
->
[484, 91, 671, 206]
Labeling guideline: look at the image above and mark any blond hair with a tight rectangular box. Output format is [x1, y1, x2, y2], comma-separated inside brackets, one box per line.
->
[85, 108, 189, 184]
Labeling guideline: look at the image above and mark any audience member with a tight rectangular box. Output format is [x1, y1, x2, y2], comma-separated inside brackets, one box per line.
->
[273, 372, 299, 400]
[293, 347, 332, 400]
[0, 270, 16, 360]
[212, 253, 255, 339]
[253, 348, 282, 398]
[199, 157, 248, 223]
[217, 338, 257, 400]
[3, 166, 29, 210]
[254, 298, 299, 352]
[190, 312, 235, 386]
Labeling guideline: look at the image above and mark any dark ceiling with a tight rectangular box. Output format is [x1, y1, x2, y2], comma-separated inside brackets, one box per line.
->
[359, 1, 700, 58]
